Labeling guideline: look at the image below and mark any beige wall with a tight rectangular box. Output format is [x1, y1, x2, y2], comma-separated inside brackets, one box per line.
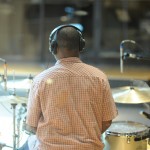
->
[0, 0, 38, 62]
[0, 0, 83, 62]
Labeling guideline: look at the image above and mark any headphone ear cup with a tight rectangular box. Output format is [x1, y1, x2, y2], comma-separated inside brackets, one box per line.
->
[50, 40, 57, 54]
[79, 38, 85, 52]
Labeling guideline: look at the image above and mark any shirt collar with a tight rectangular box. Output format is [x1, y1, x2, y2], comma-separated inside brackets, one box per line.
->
[55, 57, 82, 65]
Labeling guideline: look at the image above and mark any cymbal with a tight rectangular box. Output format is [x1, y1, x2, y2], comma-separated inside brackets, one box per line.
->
[0, 95, 27, 104]
[112, 86, 150, 104]
[1, 78, 33, 90]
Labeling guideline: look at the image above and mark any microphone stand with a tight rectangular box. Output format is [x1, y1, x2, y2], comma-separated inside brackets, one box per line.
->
[120, 40, 136, 73]
[119, 39, 150, 73]
[135, 56, 150, 61]
[120, 41, 124, 73]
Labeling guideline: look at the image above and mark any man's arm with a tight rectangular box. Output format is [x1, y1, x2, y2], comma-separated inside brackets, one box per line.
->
[102, 120, 112, 134]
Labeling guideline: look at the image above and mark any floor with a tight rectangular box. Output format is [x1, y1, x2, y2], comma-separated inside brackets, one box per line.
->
[0, 61, 150, 150]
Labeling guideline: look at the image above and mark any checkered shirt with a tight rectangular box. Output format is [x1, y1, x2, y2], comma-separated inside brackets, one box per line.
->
[26, 57, 117, 150]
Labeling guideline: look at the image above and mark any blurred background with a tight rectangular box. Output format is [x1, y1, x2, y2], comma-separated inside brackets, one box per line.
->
[0, 0, 150, 64]
[0, 0, 150, 149]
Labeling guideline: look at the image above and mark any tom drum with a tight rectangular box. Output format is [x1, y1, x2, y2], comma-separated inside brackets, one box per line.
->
[105, 121, 149, 150]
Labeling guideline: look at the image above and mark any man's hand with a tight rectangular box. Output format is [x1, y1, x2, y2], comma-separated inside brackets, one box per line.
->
[102, 120, 112, 134]
[25, 124, 37, 135]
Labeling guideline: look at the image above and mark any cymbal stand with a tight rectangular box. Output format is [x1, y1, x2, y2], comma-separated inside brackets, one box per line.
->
[16, 110, 21, 149]
[0, 142, 13, 150]
[16, 104, 27, 149]
[11, 103, 17, 150]
[142, 103, 150, 120]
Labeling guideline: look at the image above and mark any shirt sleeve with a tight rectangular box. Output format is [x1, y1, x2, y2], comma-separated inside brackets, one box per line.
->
[26, 80, 42, 127]
[102, 78, 118, 121]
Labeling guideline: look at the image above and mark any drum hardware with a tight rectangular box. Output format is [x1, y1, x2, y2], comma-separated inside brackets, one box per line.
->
[0, 142, 13, 150]
[148, 138, 150, 145]
[0, 93, 28, 150]
[1, 74, 33, 91]
[140, 111, 150, 120]
[16, 104, 27, 149]
[0, 74, 4, 83]
[127, 136, 131, 143]
[135, 126, 150, 142]
[0, 95, 27, 104]
[11, 103, 27, 150]
[22, 116, 30, 135]
[11, 103, 17, 150]
[16, 115, 21, 149]
[0, 58, 7, 91]
[112, 86, 150, 104]
[134, 134, 150, 141]
[22, 117, 27, 132]
[0, 142, 5, 150]
[105, 121, 149, 150]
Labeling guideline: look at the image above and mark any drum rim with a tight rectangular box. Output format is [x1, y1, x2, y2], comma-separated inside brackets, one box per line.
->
[106, 121, 149, 136]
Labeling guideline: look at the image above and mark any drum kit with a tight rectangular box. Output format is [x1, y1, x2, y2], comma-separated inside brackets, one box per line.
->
[105, 40, 150, 150]
[0, 47, 150, 150]
[0, 60, 33, 150]
[112, 86, 150, 104]
[0, 77, 32, 150]
[104, 85, 150, 150]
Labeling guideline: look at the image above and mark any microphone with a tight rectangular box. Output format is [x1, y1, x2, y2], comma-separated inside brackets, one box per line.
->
[123, 53, 142, 59]
[140, 111, 150, 120]
[120, 40, 136, 73]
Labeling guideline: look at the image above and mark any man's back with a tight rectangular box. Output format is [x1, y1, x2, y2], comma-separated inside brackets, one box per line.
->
[27, 57, 117, 150]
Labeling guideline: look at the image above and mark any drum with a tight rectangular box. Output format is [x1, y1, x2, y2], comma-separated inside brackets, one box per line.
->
[105, 121, 149, 150]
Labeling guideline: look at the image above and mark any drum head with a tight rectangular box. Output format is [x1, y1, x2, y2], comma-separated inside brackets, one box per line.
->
[107, 121, 148, 136]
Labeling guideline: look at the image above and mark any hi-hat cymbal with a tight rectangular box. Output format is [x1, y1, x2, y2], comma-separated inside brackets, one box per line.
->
[0, 95, 27, 104]
[112, 86, 150, 104]
[1, 78, 33, 90]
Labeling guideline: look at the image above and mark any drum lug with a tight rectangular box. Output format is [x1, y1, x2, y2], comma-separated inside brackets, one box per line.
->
[127, 136, 131, 144]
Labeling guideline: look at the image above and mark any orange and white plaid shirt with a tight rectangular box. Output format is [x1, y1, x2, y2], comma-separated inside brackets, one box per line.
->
[26, 57, 117, 150]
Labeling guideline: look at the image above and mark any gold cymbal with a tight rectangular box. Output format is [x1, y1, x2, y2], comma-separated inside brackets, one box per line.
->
[0, 95, 27, 104]
[112, 86, 150, 104]
[1, 78, 33, 90]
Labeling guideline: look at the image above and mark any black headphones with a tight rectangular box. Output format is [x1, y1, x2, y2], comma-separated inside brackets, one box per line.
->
[49, 24, 85, 54]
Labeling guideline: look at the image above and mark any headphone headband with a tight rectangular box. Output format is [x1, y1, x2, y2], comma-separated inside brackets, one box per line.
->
[49, 24, 82, 42]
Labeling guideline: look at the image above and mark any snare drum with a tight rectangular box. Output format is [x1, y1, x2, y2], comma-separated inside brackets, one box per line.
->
[105, 121, 149, 150]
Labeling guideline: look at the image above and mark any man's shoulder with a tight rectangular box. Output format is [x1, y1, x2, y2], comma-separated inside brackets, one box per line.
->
[83, 63, 106, 76]
[33, 66, 57, 81]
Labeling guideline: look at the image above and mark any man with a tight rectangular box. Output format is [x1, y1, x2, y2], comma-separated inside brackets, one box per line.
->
[21, 24, 118, 150]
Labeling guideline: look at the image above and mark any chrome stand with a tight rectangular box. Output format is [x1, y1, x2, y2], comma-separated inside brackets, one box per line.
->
[0, 142, 13, 150]
[16, 104, 27, 149]
[11, 103, 17, 150]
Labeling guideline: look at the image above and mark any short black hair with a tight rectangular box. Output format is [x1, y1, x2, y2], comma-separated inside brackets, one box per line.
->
[57, 27, 80, 51]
